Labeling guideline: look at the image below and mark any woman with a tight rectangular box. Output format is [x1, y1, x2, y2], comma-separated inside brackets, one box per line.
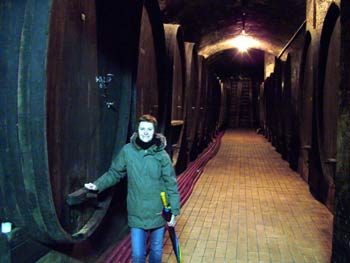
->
[84, 114, 180, 263]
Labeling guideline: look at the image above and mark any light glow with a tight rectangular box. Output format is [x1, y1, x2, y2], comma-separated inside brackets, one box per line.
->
[228, 33, 261, 53]
[198, 36, 275, 58]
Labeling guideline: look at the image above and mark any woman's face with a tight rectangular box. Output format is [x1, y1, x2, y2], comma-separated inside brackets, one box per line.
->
[138, 121, 155, 142]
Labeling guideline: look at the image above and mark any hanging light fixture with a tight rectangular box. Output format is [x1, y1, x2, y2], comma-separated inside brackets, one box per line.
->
[228, 12, 260, 52]
[242, 12, 246, 35]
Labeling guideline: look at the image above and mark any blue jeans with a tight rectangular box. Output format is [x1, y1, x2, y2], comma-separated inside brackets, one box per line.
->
[131, 226, 165, 263]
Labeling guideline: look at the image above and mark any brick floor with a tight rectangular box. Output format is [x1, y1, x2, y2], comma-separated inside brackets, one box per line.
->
[162, 130, 333, 263]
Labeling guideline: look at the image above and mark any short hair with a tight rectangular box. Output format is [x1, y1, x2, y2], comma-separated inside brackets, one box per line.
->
[138, 114, 158, 129]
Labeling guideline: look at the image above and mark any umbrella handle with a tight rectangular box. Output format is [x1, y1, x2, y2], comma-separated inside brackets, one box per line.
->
[160, 192, 169, 207]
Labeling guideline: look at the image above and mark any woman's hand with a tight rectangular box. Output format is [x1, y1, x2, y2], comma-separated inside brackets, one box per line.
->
[84, 183, 98, 191]
[167, 214, 176, 227]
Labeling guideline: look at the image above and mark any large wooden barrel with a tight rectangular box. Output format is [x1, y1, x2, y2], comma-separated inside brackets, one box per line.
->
[195, 55, 209, 152]
[184, 42, 200, 161]
[281, 55, 293, 160]
[285, 52, 301, 171]
[134, 2, 170, 134]
[164, 24, 186, 122]
[298, 32, 313, 182]
[225, 78, 239, 128]
[273, 58, 286, 155]
[251, 81, 260, 128]
[258, 82, 266, 132]
[309, 8, 340, 211]
[0, 0, 163, 245]
[206, 73, 221, 138]
[95, 0, 141, 154]
[260, 77, 271, 141]
[263, 76, 273, 141]
[265, 73, 278, 144]
[218, 81, 229, 131]
[163, 24, 187, 171]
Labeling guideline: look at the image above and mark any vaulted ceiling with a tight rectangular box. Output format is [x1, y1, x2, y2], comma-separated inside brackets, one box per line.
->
[159, 0, 306, 78]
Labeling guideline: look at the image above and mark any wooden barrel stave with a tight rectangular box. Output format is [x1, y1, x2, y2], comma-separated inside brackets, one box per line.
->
[0, 0, 29, 226]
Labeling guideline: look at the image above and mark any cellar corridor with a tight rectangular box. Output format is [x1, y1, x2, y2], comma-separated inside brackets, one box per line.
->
[162, 130, 333, 263]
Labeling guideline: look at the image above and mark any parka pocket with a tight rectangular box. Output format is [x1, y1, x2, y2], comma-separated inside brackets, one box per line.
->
[127, 192, 163, 219]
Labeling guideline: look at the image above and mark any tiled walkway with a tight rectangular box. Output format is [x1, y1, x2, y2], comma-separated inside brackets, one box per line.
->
[162, 130, 333, 263]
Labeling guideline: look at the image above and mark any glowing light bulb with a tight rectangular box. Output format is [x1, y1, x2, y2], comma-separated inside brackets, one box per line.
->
[228, 33, 260, 53]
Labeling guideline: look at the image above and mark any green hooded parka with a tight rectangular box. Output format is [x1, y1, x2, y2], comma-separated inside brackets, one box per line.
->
[93, 133, 180, 230]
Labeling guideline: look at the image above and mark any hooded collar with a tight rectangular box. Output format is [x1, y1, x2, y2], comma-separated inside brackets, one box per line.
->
[130, 132, 167, 152]
[137, 136, 159, 150]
